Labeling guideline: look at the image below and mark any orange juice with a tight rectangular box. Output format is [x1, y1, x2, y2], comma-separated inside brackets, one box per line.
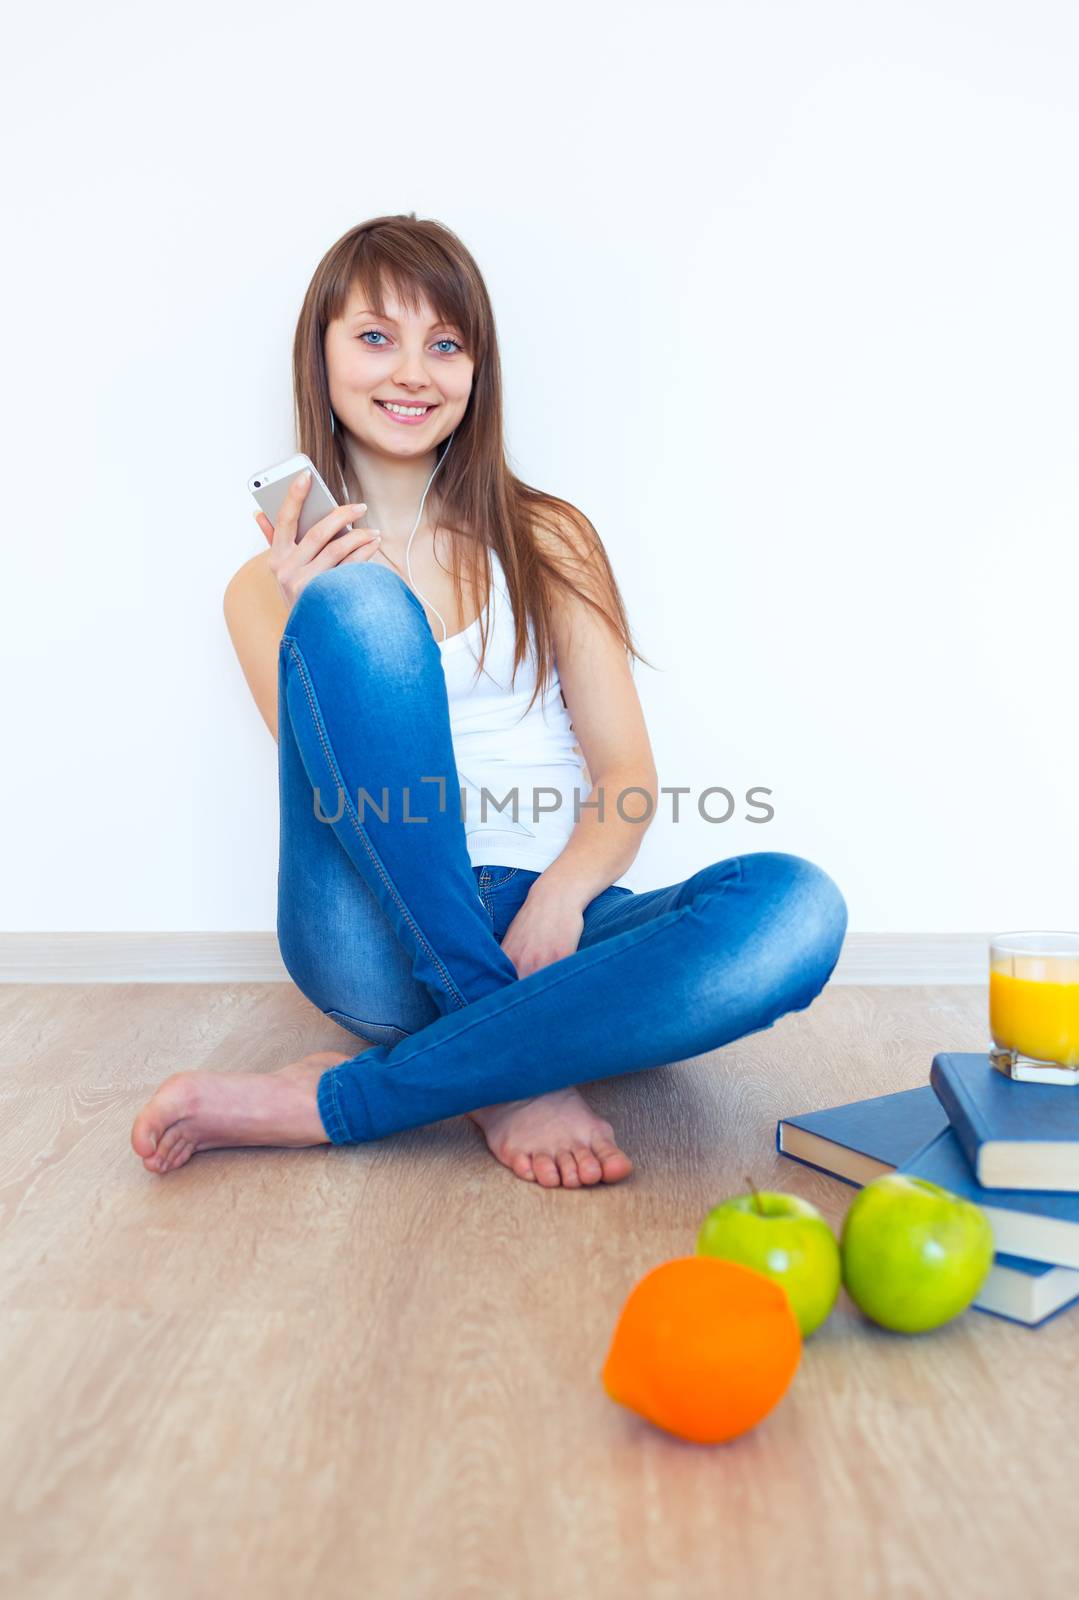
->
[989, 961, 1079, 1069]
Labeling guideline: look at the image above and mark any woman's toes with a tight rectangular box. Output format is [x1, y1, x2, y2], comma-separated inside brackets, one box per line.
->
[532, 1152, 562, 1188]
[166, 1140, 196, 1173]
[510, 1152, 536, 1181]
[573, 1145, 604, 1184]
[131, 1072, 199, 1163]
[131, 1108, 161, 1161]
[143, 1130, 176, 1173]
[592, 1136, 634, 1181]
[555, 1150, 581, 1187]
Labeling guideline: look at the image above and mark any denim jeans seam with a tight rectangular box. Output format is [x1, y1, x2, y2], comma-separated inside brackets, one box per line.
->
[334, 1063, 373, 1145]
[326, 1060, 381, 1143]
[325, 1008, 410, 1044]
[479, 866, 517, 917]
[282, 635, 468, 1012]
[318, 1066, 351, 1144]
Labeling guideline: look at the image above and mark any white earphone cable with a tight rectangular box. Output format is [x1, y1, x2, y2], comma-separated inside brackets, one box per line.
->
[405, 429, 455, 643]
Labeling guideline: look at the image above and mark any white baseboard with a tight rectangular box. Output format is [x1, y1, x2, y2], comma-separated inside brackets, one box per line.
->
[0, 933, 291, 983]
[0, 932, 993, 985]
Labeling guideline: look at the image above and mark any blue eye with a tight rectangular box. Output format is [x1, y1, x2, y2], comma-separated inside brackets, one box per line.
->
[357, 329, 463, 353]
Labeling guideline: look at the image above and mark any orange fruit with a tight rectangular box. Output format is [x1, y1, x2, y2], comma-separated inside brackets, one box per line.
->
[601, 1255, 802, 1444]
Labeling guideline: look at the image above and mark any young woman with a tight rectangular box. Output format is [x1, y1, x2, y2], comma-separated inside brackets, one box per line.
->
[131, 213, 848, 1188]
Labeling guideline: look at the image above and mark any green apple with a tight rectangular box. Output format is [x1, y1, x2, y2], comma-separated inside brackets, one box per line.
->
[840, 1174, 994, 1334]
[696, 1190, 841, 1336]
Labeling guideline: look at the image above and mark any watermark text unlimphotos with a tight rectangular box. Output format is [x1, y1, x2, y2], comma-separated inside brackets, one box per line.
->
[309, 777, 775, 826]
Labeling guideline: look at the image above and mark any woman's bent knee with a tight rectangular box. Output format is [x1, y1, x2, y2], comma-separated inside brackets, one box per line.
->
[281, 561, 439, 694]
[727, 851, 847, 989]
[277, 948, 416, 1049]
[767, 851, 846, 936]
[285, 560, 427, 648]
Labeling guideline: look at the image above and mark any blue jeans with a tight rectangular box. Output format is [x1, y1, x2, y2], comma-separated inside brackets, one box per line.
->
[275, 562, 849, 1145]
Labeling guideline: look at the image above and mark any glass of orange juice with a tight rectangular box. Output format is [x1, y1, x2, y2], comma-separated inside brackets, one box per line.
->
[989, 932, 1079, 1084]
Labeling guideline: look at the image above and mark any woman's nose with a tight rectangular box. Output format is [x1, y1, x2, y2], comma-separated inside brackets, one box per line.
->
[392, 354, 433, 385]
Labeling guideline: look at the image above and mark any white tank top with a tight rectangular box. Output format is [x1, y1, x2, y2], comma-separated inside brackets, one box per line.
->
[437, 547, 632, 888]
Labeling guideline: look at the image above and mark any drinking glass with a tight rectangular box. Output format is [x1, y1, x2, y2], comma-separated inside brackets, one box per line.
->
[989, 931, 1079, 1084]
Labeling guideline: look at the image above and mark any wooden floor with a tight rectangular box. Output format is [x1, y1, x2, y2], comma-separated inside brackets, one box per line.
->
[2, 979, 1077, 1600]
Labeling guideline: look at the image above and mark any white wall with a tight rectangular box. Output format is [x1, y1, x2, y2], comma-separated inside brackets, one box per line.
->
[4, 0, 1076, 935]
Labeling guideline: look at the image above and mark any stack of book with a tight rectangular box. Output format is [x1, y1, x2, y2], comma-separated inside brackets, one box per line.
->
[777, 1051, 1079, 1327]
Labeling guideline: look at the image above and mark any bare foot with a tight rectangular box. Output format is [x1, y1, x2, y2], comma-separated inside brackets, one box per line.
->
[130, 1051, 351, 1176]
[468, 1086, 634, 1188]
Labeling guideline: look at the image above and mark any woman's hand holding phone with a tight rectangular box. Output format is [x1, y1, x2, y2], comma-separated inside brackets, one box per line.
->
[252, 470, 382, 610]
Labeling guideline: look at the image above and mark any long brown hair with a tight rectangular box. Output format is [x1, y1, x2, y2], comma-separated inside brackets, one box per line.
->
[291, 212, 653, 714]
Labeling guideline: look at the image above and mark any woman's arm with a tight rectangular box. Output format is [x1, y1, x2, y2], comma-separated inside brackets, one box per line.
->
[532, 516, 660, 910]
[223, 551, 291, 743]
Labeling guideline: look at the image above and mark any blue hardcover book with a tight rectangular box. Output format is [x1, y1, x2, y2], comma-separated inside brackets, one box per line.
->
[982, 1252, 1079, 1327]
[930, 1051, 1079, 1192]
[899, 1126, 1079, 1270]
[776, 1085, 949, 1185]
[778, 1087, 1079, 1326]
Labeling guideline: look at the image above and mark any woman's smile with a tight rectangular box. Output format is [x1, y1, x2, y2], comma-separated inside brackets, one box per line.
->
[374, 398, 439, 425]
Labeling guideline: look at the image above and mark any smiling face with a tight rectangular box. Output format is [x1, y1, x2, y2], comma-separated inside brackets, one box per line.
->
[324, 280, 475, 455]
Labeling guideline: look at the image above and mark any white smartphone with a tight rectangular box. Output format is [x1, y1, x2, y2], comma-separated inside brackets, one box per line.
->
[247, 451, 353, 545]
